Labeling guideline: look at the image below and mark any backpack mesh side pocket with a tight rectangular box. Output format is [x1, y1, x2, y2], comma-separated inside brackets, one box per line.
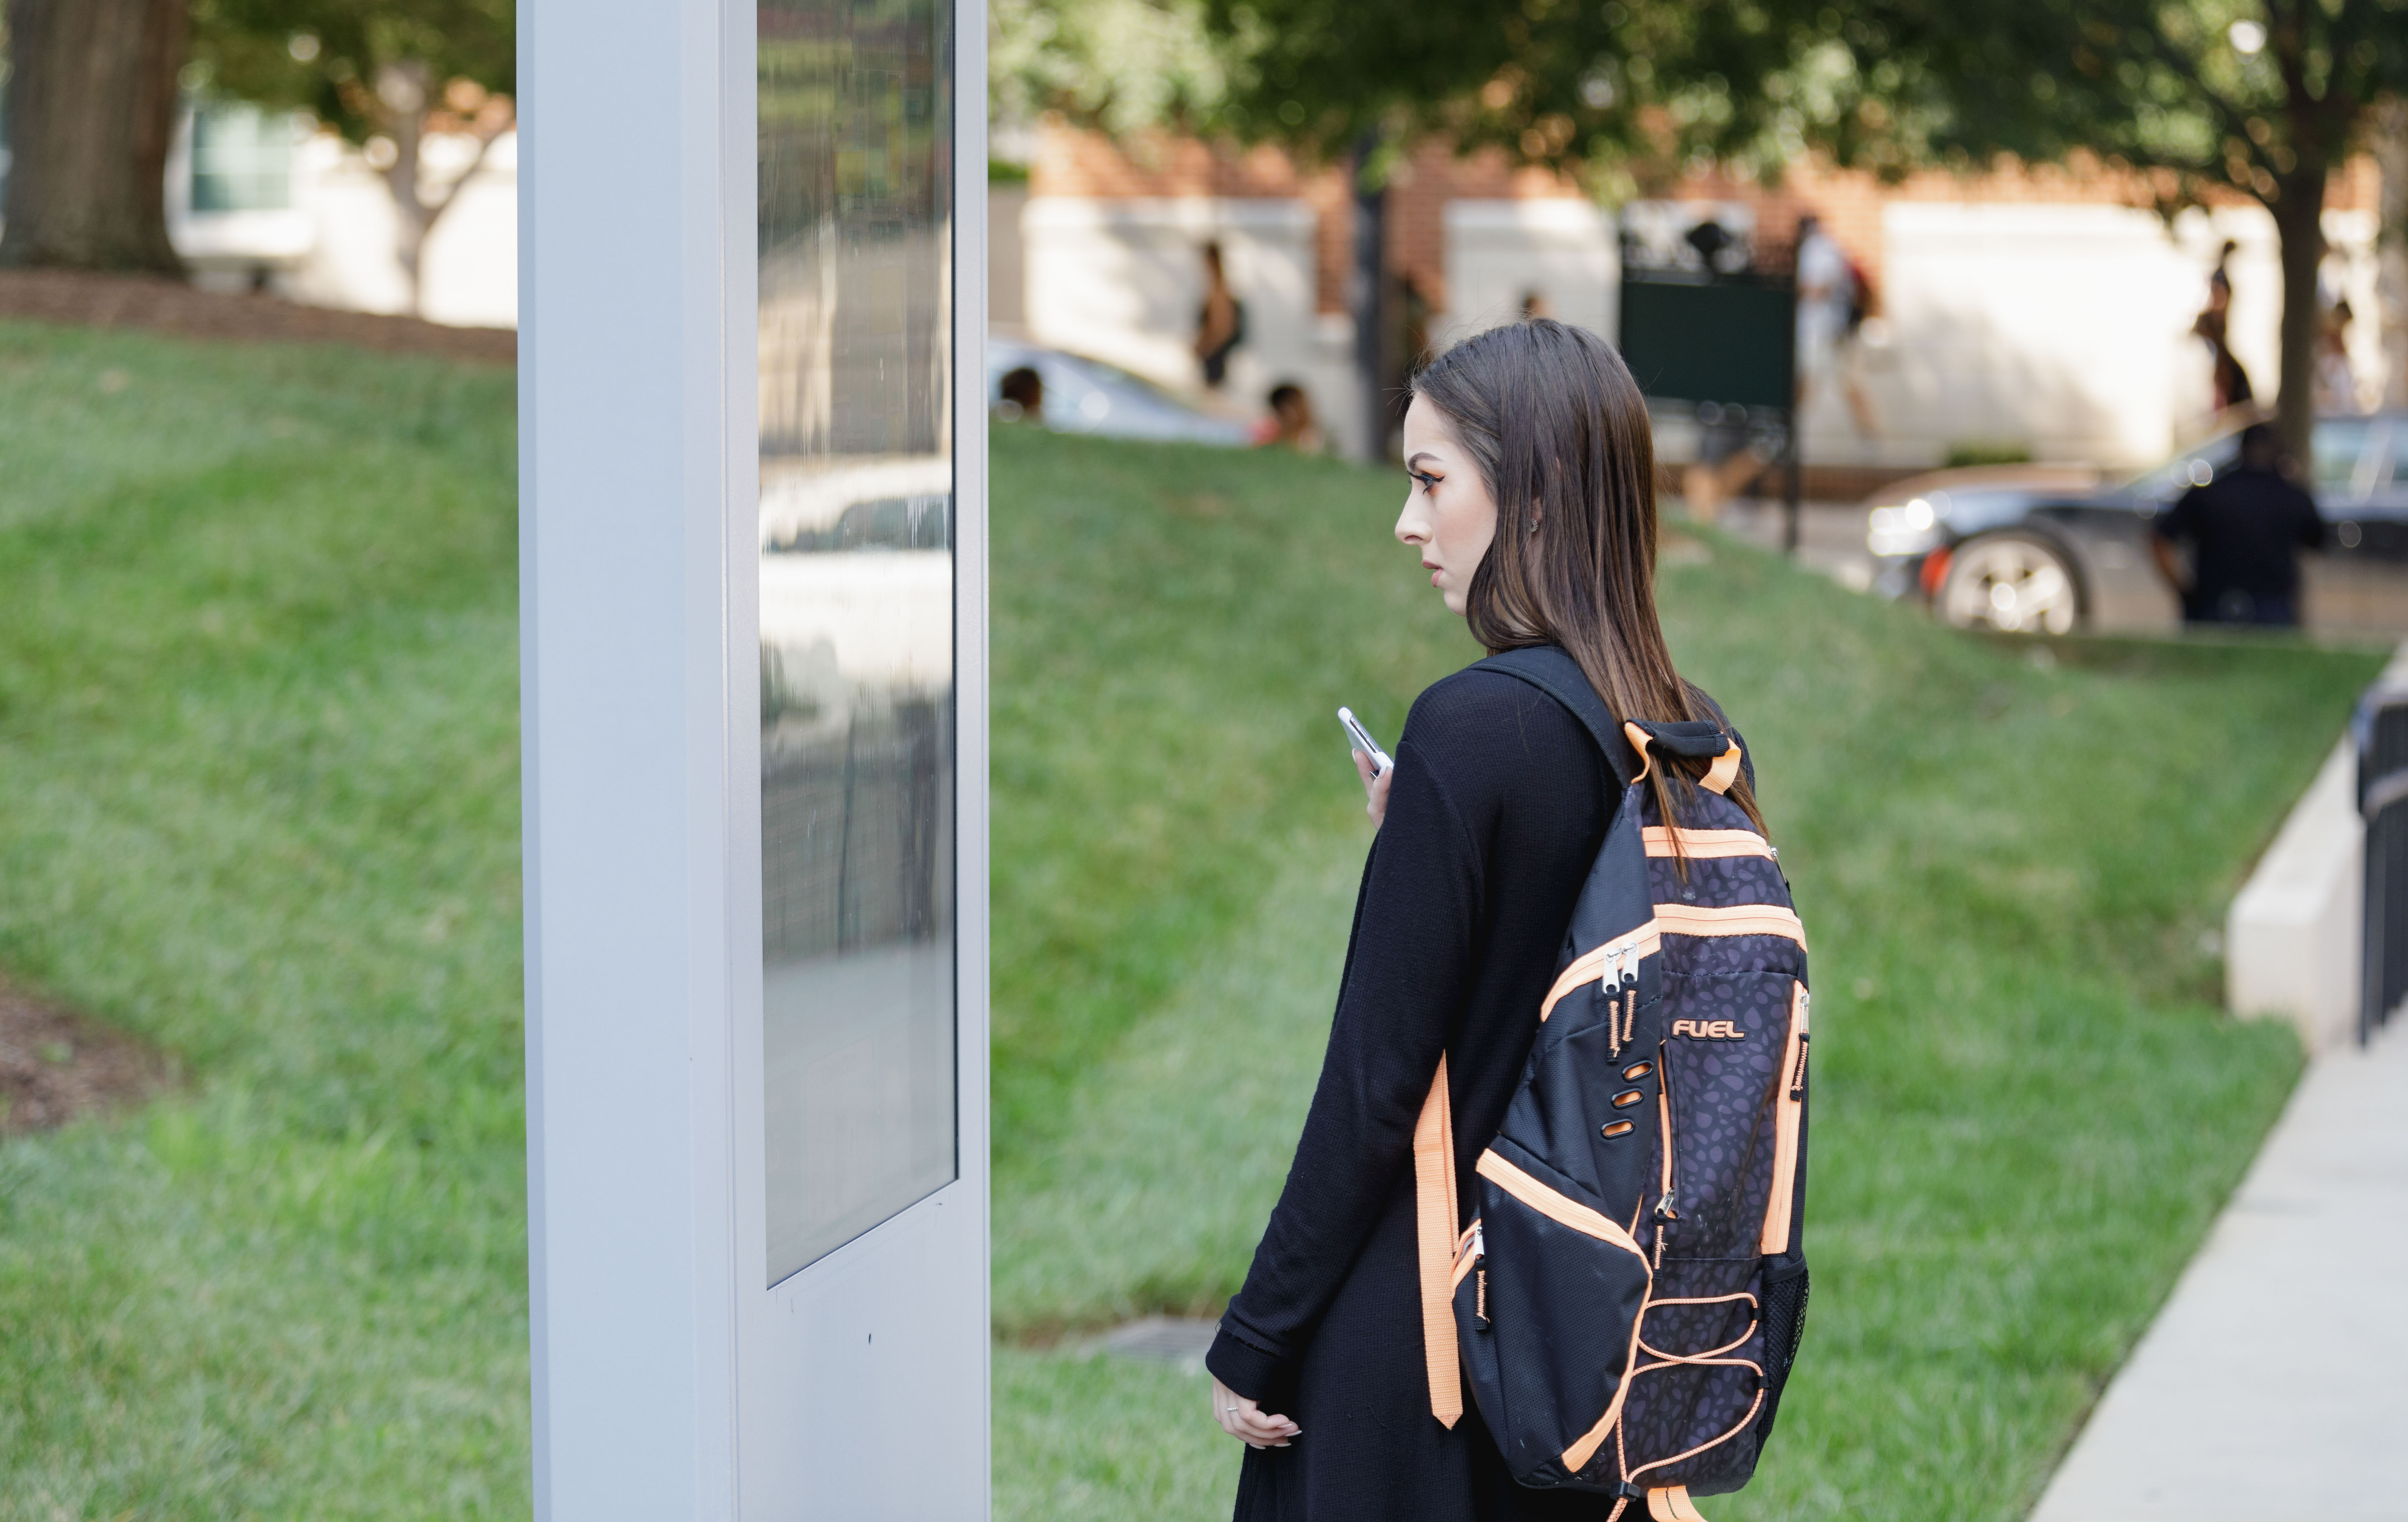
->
[1751, 1265, 1810, 1450]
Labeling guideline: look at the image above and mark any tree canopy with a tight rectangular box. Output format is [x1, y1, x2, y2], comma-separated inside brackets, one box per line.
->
[1194, 0, 1847, 190]
[1824, 0, 2408, 452]
[190, 0, 512, 142]
[992, 0, 1232, 140]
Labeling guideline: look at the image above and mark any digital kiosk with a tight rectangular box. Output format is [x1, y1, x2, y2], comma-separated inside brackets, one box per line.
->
[520, 0, 988, 1513]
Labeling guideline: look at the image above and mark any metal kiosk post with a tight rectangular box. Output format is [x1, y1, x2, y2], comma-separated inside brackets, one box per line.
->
[520, 0, 989, 1514]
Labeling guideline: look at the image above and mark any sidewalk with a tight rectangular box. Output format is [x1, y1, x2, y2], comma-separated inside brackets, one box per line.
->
[2028, 1018, 2408, 1522]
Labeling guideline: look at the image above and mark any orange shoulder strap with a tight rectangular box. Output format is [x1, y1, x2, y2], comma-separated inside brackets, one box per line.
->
[1648, 1485, 1707, 1520]
[1411, 1056, 1463, 1427]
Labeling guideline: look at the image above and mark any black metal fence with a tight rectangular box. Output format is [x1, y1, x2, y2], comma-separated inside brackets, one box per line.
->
[2355, 683, 2408, 1044]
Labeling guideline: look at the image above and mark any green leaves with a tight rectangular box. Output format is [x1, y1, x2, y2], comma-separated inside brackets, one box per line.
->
[190, 0, 512, 143]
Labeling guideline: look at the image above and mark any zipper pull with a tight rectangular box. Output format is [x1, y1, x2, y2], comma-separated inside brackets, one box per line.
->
[1789, 989, 1812, 1099]
[1471, 1222, 1485, 1260]
[1655, 1187, 1679, 1222]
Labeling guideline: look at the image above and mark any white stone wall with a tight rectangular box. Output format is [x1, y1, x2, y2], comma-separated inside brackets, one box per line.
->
[1019, 195, 1362, 452]
[1834, 201, 2386, 471]
[1436, 198, 1619, 348]
[169, 121, 519, 330]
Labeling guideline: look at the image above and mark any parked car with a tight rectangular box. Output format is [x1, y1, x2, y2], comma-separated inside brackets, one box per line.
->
[988, 338, 1253, 446]
[1867, 412, 2408, 634]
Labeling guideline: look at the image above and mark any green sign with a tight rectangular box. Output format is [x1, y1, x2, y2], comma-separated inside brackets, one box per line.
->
[1617, 272, 1796, 412]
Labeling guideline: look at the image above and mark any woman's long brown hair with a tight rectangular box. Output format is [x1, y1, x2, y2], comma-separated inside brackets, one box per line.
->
[1410, 318, 1767, 837]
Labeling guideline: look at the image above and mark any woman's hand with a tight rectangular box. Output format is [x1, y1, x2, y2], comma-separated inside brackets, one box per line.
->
[1354, 750, 1394, 829]
[1211, 1375, 1300, 1449]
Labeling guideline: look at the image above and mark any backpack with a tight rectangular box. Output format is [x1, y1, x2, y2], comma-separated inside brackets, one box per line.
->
[1411, 647, 1811, 1521]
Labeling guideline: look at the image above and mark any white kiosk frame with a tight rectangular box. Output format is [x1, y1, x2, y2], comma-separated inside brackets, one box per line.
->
[520, 0, 988, 1513]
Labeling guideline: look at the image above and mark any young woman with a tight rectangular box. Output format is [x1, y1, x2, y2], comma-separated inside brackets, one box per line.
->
[1203, 319, 1767, 1520]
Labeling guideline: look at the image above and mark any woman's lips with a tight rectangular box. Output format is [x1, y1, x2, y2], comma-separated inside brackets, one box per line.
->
[1424, 562, 1441, 586]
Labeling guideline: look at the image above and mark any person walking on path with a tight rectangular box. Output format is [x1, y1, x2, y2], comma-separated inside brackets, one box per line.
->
[1203, 319, 1775, 1521]
[1793, 213, 1878, 439]
[2150, 422, 2324, 627]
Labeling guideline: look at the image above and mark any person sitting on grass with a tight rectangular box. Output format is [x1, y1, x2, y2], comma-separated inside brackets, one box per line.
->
[1255, 381, 1326, 454]
[2150, 422, 2323, 628]
[997, 365, 1044, 424]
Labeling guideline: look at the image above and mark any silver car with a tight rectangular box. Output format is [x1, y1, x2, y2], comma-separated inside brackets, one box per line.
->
[988, 338, 1253, 447]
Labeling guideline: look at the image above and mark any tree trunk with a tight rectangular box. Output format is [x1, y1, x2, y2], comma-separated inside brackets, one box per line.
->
[1351, 140, 1389, 464]
[374, 62, 435, 315]
[0, 0, 190, 273]
[371, 61, 504, 318]
[2269, 165, 2328, 471]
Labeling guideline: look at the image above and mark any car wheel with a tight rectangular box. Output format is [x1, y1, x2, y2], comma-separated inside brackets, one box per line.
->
[1938, 534, 2080, 636]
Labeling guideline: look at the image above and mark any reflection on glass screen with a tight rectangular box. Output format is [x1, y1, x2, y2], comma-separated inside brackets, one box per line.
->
[759, 0, 955, 1286]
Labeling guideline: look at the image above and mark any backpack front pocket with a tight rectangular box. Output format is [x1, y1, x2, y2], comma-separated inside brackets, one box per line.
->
[1620, 1256, 1768, 1494]
[1654, 970, 1800, 1261]
[1461, 1138, 1653, 1487]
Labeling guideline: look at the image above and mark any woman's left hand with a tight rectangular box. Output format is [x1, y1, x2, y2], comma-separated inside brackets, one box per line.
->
[1211, 1374, 1300, 1449]
[1354, 749, 1393, 829]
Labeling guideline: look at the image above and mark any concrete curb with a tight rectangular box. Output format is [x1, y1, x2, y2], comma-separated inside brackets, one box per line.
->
[2025, 1021, 2408, 1521]
[2226, 640, 2408, 1053]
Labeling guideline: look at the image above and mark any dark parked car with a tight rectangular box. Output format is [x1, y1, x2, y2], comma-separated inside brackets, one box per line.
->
[1867, 412, 2408, 634]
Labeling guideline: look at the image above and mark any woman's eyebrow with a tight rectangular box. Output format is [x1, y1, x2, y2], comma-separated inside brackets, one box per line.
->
[1406, 452, 1441, 469]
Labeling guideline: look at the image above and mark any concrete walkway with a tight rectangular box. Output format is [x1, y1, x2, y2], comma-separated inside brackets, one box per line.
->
[2029, 1018, 2408, 1521]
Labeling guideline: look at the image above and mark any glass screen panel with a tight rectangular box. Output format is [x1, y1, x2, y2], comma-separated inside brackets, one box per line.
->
[759, 0, 955, 1286]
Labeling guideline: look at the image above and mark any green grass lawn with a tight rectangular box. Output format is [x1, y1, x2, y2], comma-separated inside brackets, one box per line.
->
[0, 321, 2381, 1520]
[0, 324, 525, 1517]
[982, 425, 2379, 1522]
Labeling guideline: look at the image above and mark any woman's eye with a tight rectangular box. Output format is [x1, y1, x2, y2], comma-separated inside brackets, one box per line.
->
[1411, 471, 1440, 492]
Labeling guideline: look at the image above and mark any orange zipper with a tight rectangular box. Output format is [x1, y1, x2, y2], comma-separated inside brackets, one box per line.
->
[1758, 982, 1810, 1255]
[1654, 1041, 1680, 1241]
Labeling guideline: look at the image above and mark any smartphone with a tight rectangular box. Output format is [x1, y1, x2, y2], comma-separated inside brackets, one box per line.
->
[1337, 707, 1394, 777]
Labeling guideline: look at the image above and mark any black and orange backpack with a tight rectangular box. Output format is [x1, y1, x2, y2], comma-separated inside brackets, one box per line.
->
[1414, 646, 1811, 1522]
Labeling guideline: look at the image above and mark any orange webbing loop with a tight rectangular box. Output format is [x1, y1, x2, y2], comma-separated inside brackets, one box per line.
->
[1621, 722, 1654, 783]
[1627, 722, 1743, 796]
[1648, 1486, 1707, 1521]
[1412, 1057, 1463, 1427]
[1701, 744, 1742, 795]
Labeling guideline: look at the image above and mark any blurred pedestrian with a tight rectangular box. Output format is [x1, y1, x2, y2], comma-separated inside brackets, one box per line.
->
[997, 365, 1043, 423]
[1795, 213, 1878, 438]
[2194, 239, 2254, 415]
[2150, 423, 2323, 627]
[1257, 381, 1326, 453]
[1195, 241, 1246, 390]
[2317, 299, 2362, 414]
[1207, 319, 1784, 1520]
[1680, 401, 1762, 523]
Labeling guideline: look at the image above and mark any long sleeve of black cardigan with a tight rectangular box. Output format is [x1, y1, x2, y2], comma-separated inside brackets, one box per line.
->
[1205, 688, 1490, 1402]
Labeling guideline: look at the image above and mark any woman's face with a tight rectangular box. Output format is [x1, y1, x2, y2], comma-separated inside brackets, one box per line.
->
[1396, 393, 1498, 617]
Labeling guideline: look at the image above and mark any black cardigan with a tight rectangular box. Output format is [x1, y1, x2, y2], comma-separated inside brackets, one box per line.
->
[1207, 664, 1633, 1522]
